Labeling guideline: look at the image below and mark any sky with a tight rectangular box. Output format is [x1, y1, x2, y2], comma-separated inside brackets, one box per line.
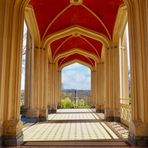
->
[62, 63, 91, 90]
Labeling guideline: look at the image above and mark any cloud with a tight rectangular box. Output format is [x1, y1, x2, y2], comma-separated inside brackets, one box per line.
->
[21, 63, 91, 90]
[62, 63, 83, 70]
[62, 63, 91, 90]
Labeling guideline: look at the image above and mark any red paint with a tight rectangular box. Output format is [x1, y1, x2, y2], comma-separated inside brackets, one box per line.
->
[58, 54, 95, 67]
[51, 35, 102, 57]
[30, 0, 123, 39]
[29, 0, 123, 66]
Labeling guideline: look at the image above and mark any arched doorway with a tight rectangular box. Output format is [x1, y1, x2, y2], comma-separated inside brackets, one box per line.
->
[60, 62, 91, 109]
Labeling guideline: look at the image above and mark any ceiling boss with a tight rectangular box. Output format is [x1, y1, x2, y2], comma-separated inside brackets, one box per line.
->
[70, 0, 83, 5]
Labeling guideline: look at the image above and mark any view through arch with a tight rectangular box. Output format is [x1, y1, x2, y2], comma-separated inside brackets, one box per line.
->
[60, 63, 91, 109]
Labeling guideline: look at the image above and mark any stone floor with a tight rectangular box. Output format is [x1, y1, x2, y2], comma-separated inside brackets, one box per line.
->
[3, 109, 145, 147]
[23, 109, 129, 141]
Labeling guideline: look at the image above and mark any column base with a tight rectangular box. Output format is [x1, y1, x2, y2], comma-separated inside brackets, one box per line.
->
[95, 104, 104, 113]
[96, 105, 104, 113]
[128, 120, 148, 146]
[48, 108, 51, 114]
[96, 108, 104, 113]
[105, 108, 113, 121]
[105, 116, 120, 122]
[21, 109, 39, 123]
[105, 116, 114, 121]
[39, 109, 48, 122]
[105, 108, 120, 122]
[2, 134, 23, 146]
[0, 123, 2, 146]
[128, 133, 148, 146]
[0, 137, 2, 146]
[22, 108, 39, 117]
[51, 108, 57, 113]
[3, 120, 23, 146]
[48, 108, 57, 114]
[21, 116, 39, 123]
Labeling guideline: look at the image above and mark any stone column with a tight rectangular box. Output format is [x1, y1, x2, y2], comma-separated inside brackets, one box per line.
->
[125, 0, 148, 146]
[95, 64, 100, 111]
[100, 64, 105, 112]
[23, 32, 39, 121]
[23, 47, 40, 121]
[58, 70, 62, 106]
[104, 46, 120, 122]
[91, 70, 97, 107]
[0, 0, 25, 146]
[104, 49, 114, 121]
[0, 0, 6, 144]
[24, 47, 48, 122]
[112, 46, 120, 121]
[96, 63, 105, 113]
[38, 49, 48, 121]
[48, 63, 59, 113]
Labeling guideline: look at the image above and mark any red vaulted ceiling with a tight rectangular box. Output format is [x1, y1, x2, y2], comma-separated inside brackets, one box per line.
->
[58, 53, 95, 68]
[51, 35, 103, 58]
[29, 0, 123, 66]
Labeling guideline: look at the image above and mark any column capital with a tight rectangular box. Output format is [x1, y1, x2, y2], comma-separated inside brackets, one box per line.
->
[92, 70, 96, 72]
[97, 62, 104, 65]
[35, 47, 45, 50]
[120, 46, 127, 51]
[49, 62, 56, 65]
[106, 46, 118, 50]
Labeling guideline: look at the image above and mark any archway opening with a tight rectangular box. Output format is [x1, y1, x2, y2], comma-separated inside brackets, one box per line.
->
[20, 19, 34, 123]
[20, 21, 27, 117]
[119, 23, 131, 126]
[60, 62, 91, 109]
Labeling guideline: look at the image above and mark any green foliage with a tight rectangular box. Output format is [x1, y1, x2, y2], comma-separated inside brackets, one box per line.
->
[20, 105, 25, 113]
[60, 97, 90, 109]
[60, 97, 73, 108]
[77, 99, 90, 108]
[129, 96, 132, 105]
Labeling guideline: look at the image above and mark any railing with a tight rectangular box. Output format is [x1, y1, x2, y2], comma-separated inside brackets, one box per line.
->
[120, 103, 131, 126]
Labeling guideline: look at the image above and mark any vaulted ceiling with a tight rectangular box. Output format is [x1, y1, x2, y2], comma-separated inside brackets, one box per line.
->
[58, 53, 96, 68]
[29, 0, 124, 68]
[50, 35, 103, 58]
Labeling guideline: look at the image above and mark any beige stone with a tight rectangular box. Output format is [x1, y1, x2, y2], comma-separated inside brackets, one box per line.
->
[3, 120, 23, 136]
[1, 0, 148, 146]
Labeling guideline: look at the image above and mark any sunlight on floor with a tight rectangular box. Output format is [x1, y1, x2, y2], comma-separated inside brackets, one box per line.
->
[23, 109, 128, 142]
